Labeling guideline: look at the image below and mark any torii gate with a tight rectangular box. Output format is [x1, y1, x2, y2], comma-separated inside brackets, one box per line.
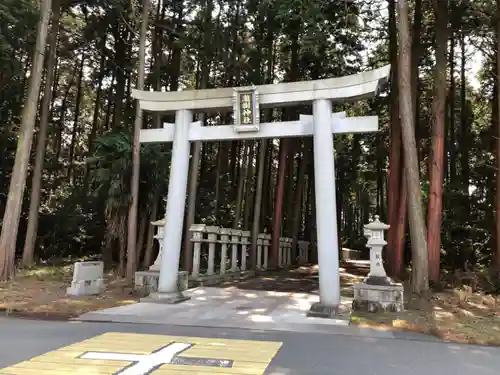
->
[132, 65, 390, 317]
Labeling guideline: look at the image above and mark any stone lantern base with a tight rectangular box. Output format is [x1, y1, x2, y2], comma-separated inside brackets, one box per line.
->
[352, 280, 404, 313]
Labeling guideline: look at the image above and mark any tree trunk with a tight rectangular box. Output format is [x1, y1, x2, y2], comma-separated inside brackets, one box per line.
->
[460, 33, 469, 216]
[21, 0, 61, 267]
[83, 34, 107, 191]
[291, 139, 309, 263]
[213, 142, 224, 221]
[243, 142, 255, 229]
[396, 0, 429, 293]
[143, 0, 166, 268]
[112, 22, 128, 129]
[495, 0, 500, 270]
[427, 0, 448, 284]
[67, 52, 85, 182]
[251, 140, 268, 268]
[136, 210, 148, 266]
[233, 142, 249, 228]
[270, 139, 290, 268]
[411, 0, 423, 164]
[387, 0, 405, 278]
[0, 0, 53, 281]
[126, 0, 150, 283]
[449, 34, 457, 183]
[183, 0, 212, 272]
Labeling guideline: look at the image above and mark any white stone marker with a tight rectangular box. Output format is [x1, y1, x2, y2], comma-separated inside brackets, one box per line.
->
[67, 261, 105, 296]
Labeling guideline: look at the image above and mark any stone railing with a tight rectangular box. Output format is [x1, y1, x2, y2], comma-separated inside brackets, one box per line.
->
[278, 237, 293, 268]
[190, 227, 310, 275]
[256, 233, 271, 270]
[189, 224, 252, 279]
[138, 220, 311, 289]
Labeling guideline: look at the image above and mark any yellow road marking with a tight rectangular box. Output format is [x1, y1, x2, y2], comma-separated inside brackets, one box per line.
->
[0, 332, 282, 375]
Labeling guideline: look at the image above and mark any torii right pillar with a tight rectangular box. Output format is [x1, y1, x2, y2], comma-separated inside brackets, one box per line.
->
[307, 99, 344, 318]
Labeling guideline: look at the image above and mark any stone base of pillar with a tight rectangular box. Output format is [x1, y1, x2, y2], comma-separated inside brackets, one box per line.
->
[352, 282, 404, 313]
[135, 270, 189, 297]
[135, 270, 160, 296]
[307, 302, 350, 319]
[141, 291, 190, 304]
[364, 275, 393, 286]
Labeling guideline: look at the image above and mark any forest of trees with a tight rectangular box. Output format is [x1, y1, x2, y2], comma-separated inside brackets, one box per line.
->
[1, 0, 500, 295]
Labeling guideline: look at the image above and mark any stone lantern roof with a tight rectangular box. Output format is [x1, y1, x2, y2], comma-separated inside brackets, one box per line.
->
[363, 215, 390, 231]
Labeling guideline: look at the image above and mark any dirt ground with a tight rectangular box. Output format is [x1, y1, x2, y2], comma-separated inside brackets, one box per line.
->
[2, 263, 500, 345]
[349, 280, 500, 345]
[0, 265, 139, 319]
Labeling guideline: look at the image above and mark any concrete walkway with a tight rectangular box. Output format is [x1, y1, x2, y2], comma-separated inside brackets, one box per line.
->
[78, 286, 362, 335]
[78, 265, 372, 335]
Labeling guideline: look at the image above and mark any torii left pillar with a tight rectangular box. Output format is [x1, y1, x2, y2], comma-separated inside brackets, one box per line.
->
[144, 109, 192, 303]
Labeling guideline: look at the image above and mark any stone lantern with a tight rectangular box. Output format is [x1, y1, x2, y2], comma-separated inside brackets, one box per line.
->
[352, 215, 404, 312]
[364, 215, 390, 285]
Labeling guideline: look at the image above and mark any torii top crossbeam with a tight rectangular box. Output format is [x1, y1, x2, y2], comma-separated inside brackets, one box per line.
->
[131, 65, 390, 113]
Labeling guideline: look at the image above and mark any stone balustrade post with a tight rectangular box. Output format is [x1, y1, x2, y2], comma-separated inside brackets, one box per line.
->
[240, 231, 250, 272]
[219, 228, 231, 275]
[205, 226, 220, 276]
[297, 240, 304, 265]
[189, 224, 206, 277]
[257, 234, 264, 270]
[263, 234, 271, 269]
[286, 238, 293, 266]
[297, 240, 309, 265]
[230, 229, 242, 272]
[283, 238, 289, 267]
[278, 237, 284, 267]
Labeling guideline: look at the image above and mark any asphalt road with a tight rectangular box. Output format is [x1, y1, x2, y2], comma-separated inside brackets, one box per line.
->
[0, 317, 499, 375]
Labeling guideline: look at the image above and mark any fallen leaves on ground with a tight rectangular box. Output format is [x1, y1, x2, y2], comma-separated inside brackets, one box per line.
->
[351, 286, 500, 345]
[0, 267, 139, 319]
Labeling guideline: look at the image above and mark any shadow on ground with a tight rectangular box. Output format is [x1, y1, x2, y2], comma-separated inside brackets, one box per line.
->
[212, 262, 370, 296]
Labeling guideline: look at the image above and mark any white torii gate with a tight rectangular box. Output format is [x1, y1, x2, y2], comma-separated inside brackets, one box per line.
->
[132, 65, 390, 317]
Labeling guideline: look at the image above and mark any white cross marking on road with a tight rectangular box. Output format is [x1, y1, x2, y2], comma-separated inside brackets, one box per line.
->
[81, 342, 189, 375]
[80, 342, 232, 375]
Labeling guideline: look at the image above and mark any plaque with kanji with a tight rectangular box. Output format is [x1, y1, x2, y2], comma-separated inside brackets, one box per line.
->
[232, 86, 260, 132]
